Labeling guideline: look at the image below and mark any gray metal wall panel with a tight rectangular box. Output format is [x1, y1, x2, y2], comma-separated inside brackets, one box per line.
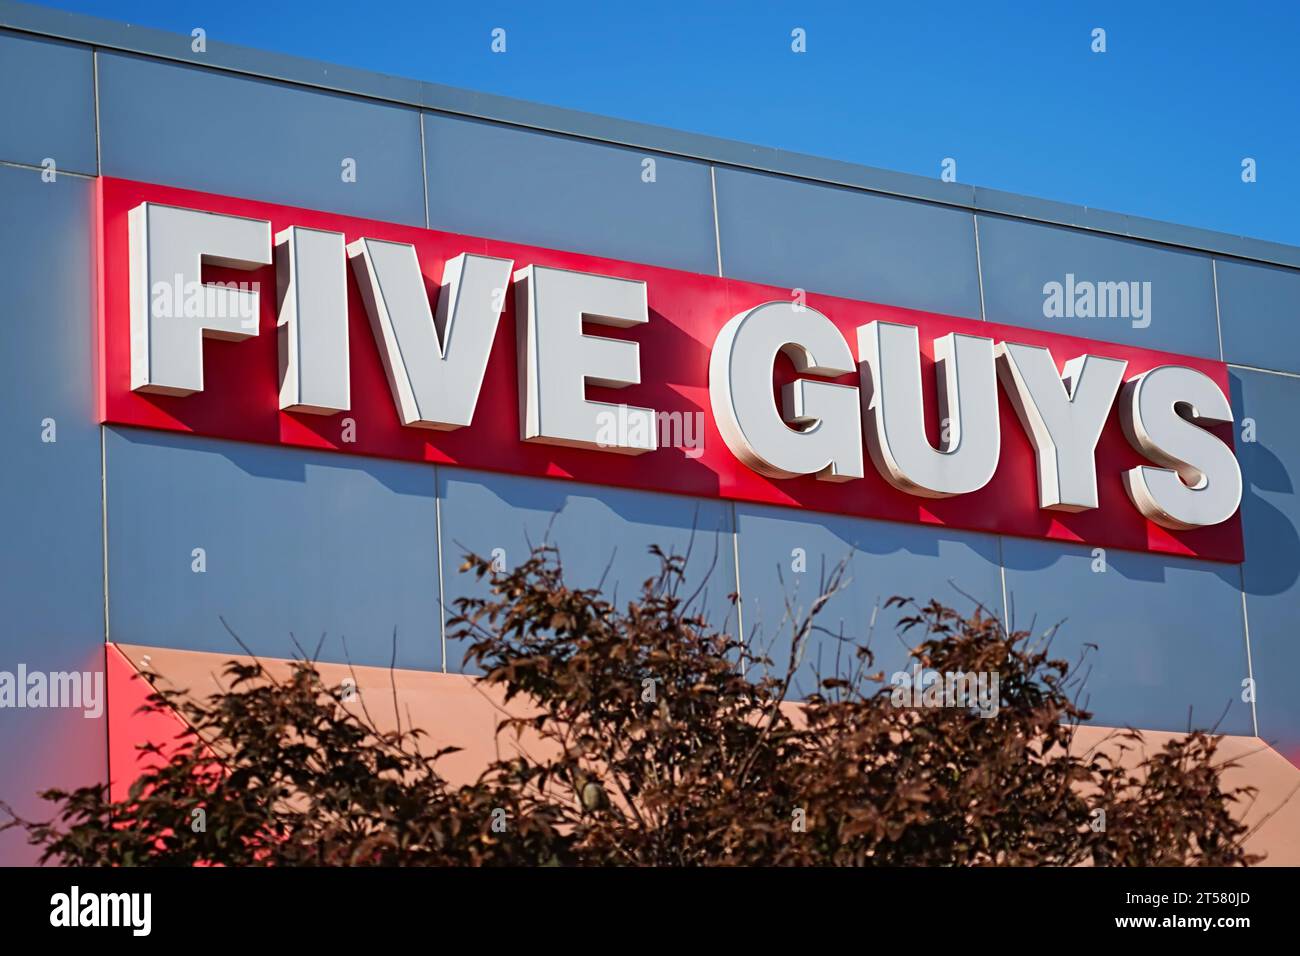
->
[0, 29, 96, 174]
[423, 113, 718, 273]
[97, 52, 426, 225]
[103, 428, 441, 671]
[715, 168, 983, 318]
[1001, 539, 1251, 735]
[438, 468, 737, 675]
[734, 505, 1004, 700]
[0, 167, 106, 864]
[1216, 259, 1300, 375]
[977, 214, 1221, 359]
[0, 667, 108, 864]
[1232, 368, 1300, 758]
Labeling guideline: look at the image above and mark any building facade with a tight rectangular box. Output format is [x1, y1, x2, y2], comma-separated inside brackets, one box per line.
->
[2, 0, 1298, 864]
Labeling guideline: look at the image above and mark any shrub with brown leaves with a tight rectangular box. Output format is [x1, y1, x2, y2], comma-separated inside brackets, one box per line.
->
[1, 545, 1262, 866]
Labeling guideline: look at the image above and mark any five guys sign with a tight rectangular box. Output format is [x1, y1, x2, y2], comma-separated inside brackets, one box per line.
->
[97, 178, 1245, 562]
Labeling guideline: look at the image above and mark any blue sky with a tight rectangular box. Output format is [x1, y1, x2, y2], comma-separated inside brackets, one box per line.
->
[39, 0, 1300, 246]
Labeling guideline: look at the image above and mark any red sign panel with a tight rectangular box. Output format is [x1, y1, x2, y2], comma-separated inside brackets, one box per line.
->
[96, 177, 1244, 562]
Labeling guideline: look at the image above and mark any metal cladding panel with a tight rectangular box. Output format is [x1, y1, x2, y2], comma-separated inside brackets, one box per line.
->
[714, 167, 983, 319]
[103, 427, 441, 670]
[424, 113, 718, 274]
[1216, 258, 1300, 375]
[1002, 537, 1252, 735]
[977, 214, 1221, 360]
[438, 468, 737, 675]
[1232, 368, 1300, 762]
[0, 166, 106, 863]
[735, 504, 1003, 699]
[97, 51, 426, 226]
[0, 29, 96, 174]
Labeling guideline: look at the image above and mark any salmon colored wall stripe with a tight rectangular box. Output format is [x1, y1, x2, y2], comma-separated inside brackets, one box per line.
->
[106, 643, 191, 804]
[112, 644, 1300, 863]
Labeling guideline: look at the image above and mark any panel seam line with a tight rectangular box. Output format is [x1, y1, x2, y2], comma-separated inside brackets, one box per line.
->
[710, 165, 724, 278]
[1212, 258, 1226, 362]
[434, 466, 447, 673]
[1239, 565, 1259, 737]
